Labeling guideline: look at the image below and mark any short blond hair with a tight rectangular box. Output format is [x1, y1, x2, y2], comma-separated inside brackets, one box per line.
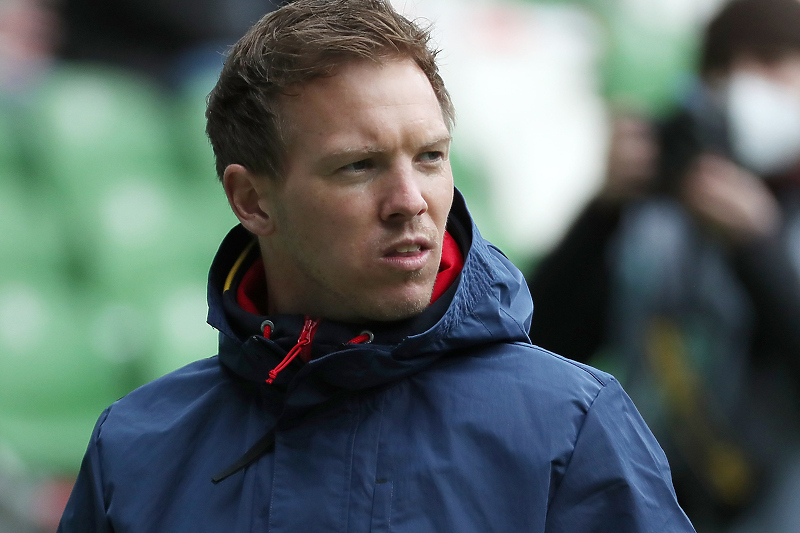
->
[205, 0, 455, 181]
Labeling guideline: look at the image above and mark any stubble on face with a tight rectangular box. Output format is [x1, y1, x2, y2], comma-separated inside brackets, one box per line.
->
[271, 200, 441, 323]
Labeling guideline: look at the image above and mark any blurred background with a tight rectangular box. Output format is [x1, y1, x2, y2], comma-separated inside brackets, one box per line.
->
[0, 0, 796, 531]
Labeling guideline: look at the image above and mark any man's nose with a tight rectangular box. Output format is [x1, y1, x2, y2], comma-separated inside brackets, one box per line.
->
[379, 164, 428, 222]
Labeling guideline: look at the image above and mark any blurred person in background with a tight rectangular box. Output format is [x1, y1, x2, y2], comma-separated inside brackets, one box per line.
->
[0, 0, 59, 97]
[527, 0, 800, 531]
[57, 0, 278, 86]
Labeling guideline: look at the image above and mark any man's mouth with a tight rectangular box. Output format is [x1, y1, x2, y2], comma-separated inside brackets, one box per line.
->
[392, 244, 423, 255]
[381, 238, 435, 269]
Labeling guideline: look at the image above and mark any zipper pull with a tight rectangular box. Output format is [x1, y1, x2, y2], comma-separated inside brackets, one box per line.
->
[265, 316, 319, 384]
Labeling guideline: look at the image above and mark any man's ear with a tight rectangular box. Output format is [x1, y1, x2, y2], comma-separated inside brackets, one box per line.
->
[223, 164, 277, 236]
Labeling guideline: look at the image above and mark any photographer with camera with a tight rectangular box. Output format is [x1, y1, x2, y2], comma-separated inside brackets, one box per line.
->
[527, 0, 800, 530]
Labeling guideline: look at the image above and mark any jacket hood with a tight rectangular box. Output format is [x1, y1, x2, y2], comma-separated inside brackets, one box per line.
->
[206, 189, 532, 416]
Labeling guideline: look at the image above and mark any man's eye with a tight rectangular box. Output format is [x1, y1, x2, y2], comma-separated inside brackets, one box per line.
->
[419, 151, 443, 162]
[341, 159, 371, 172]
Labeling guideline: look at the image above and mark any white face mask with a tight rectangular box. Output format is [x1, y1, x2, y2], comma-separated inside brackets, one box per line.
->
[727, 72, 800, 176]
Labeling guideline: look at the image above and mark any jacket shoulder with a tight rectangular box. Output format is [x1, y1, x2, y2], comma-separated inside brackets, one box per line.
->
[523, 343, 611, 385]
[455, 341, 612, 401]
[89, 357, 271, 505]
[104, 357, 231, 424]
[94, 356, 260, 462]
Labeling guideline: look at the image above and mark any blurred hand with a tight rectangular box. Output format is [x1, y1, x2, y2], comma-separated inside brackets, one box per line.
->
[682, 153, 782, 243]
[599, 115, 659, 204]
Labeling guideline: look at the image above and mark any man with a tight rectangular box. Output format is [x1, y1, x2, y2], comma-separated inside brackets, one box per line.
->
[59, 0, 694, 531]
[528, 0, 800, 530]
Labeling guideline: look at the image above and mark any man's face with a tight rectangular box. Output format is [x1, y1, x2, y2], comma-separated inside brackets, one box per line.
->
[719, 52, 800, 175]
[259, 58, 454, 323]
[728, 52, 800, 94]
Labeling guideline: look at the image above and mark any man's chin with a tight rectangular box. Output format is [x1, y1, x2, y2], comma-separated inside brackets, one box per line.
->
[350, 286, 436, 323]
[350, 298, 425, 323]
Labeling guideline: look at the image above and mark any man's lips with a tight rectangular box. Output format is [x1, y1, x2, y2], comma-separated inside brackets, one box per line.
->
[382, 238, 434, 257]
[381, 238, 436, 270]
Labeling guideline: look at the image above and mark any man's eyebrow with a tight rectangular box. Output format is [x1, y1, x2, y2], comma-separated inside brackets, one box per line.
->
[317, 146, 383, 166]
[319, 134, 452, 165]
[421, 134, 453, 148]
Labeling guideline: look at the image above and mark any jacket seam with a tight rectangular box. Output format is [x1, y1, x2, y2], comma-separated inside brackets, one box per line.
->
[557, 357, 606, 386]
[498, 303, 529, 340]
[268, 438, 277, 533]
[545, 381, 608, 512]
[452, 341, 608, 387]
[95, 406, 113, 514]
[341, 402, 360, 532]
[372, 393, 387, 483]
[472, 312, 495, 340]
[387, 481, 394, 532]
[508, 342, 607, 386]
[530, 344, 607, 386]
[480, 241, 531, 340]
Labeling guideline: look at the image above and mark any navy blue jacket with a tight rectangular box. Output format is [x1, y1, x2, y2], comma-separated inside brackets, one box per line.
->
[59, 191, 694, 532]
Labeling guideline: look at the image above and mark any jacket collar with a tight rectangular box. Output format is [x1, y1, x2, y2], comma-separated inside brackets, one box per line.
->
[205, 189, 532, 414]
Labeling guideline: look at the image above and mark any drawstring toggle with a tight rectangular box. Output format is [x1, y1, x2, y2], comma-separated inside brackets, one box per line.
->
[265, 316, 319, 384]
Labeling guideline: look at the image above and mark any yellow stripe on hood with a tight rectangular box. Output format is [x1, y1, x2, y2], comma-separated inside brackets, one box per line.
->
[224, 240, 257, 292]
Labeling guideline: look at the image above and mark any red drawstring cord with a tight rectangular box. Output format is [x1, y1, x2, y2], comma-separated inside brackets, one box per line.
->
[265, 317, 319, 384]
[263, 319, 373, 385]
[347, 331, 374, 345]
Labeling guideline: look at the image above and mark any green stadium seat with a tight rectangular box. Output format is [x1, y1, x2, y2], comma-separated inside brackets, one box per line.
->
[28, 63, 177, 193]
[0, 177, 68, 278]
[0, 278, 139, 473]
[172, 69, 220, 184]
[0, 107, 20, 170]
[0, 59, 238, 476]
[147, 282, 220, 380]
[62, 173, 208, 296]
[83, 178, 235, 380]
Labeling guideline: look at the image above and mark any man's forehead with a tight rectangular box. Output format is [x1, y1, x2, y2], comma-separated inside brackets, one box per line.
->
[278, 58, 449, 151]
[282, 58, 433, 105]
